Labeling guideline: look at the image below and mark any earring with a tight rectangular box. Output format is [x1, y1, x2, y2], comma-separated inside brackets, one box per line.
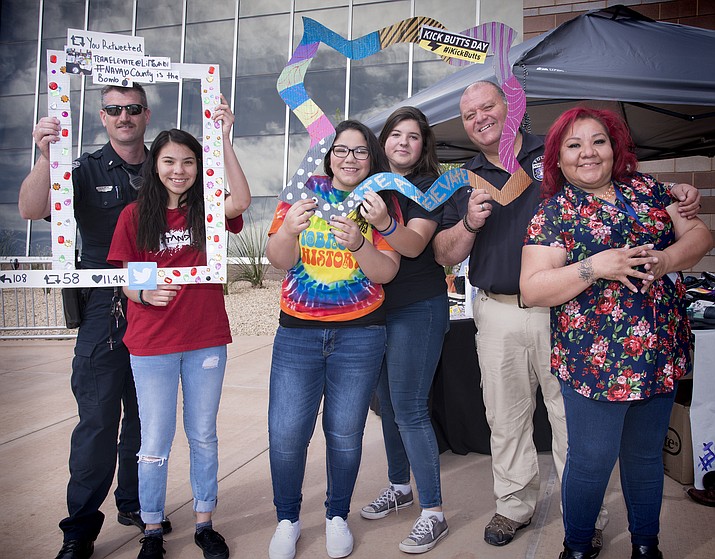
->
[557, 162, 560, 167]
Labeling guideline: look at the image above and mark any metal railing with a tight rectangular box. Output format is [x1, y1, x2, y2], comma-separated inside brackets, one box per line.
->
[0, 257, 76, 340]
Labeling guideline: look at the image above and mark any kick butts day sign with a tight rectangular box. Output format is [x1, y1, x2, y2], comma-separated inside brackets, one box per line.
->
[10, 29, 228, 290]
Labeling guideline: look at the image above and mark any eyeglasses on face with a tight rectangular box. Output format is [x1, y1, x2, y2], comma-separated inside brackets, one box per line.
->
[102, 104, 147, 116]
[331, 145, 370, 160]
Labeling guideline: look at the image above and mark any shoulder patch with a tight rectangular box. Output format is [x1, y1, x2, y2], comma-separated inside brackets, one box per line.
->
[71, 159, 81, 170]
[531, 155, 544, 182]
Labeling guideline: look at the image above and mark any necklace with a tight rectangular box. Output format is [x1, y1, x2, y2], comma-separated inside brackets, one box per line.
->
[597, 183, 616, 203]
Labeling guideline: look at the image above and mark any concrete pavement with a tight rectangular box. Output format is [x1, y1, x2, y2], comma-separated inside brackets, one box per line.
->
[0, 338, 711, 558]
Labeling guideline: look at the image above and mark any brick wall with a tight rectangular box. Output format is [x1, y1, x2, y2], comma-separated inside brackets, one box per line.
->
[524, 0, 715, 272]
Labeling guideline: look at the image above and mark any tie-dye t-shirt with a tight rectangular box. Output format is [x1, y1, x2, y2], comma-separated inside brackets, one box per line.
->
[269, 175, 395, 324]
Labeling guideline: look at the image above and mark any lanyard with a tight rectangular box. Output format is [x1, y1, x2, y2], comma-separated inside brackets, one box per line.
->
[614, 187, 644, 226]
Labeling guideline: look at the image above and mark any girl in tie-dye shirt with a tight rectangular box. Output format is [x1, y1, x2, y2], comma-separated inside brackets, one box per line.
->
[265, 120, 401, 559]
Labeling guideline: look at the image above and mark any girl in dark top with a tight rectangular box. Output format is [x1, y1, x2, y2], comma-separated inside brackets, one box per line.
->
[359, 107, 450, 554]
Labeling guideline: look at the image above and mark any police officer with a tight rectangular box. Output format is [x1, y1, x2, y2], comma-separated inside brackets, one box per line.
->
[19, 83, 170, 559]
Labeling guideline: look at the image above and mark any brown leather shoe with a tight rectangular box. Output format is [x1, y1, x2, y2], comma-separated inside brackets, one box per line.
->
[687, 486, 715, 507]
[591, 528, 603, 552]
[484, 513, 530, 546]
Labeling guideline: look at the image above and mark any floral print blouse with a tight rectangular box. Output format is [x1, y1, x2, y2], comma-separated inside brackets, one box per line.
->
[524, 173, 691, 402]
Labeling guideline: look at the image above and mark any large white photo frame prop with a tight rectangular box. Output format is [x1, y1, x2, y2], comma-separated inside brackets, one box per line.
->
[12, 36, 227, 289]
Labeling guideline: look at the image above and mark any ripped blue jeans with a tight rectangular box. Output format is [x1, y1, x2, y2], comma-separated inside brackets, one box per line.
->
[131, 346, 227, 525]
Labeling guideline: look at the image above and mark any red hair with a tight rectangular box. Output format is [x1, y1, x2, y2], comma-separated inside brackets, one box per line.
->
[541, 107, 638, 198]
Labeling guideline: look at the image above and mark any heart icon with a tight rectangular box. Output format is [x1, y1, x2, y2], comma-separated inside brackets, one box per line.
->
[92, 275, 103, 283]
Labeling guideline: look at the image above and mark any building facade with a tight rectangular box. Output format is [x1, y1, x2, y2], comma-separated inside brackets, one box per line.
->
[1, 0, 520, 256]
[1, 0, 712, 270]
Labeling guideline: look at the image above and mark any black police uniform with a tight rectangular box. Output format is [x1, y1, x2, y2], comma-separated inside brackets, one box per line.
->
[440, 131, 545, 294]
[59, 142, 143, 543]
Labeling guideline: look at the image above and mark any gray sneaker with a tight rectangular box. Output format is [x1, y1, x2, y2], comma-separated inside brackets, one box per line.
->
[360, 486, 414, 519]
[398, 515, 449, 554]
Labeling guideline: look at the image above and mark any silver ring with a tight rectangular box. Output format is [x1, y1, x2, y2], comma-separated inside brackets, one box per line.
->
[479, 203, 484, 211]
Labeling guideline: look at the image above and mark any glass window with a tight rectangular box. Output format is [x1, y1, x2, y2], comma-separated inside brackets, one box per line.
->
[185, 20, 235, 72]
[415, 0, 476, 34]
[296, 0, 349, 11]
[243, 196, 280, 233]
[0, 91, 35, 152]
[0, 147, 30, 204]
[234, 75, 287, 137]
[138, 25, 182, 59]
[0, 1, 40, 96]
[349, 1, 410, 119]
[235, 135, 289, 197]
[412, 59, 463, 95]
[42, 0, 84, 40]
[188, 0, 237, 23]
[28, 218, 52, 256]
[136, 0, 182, 29]
[350, 64, 409, 122]
[0, 42, 39, 97]
[0, 203, 33, 256]
[88, 0, 134, 33]
[180, 77, 232, 139]
[1, 0, 39, 41]
[145, 83, 180, 138]
[81, 88, 107, 148]
[237, 13, 292, 76]
[238, 0, 290, 18]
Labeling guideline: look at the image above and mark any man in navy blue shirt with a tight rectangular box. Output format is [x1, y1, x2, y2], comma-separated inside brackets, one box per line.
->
[20, 84, 170, 559]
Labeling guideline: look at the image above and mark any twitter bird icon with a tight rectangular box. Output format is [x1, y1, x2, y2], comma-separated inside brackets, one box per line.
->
[128, 262, 157, 290]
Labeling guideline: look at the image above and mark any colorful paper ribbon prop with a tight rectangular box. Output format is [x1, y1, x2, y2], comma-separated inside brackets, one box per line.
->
[277, 17, 528, 219]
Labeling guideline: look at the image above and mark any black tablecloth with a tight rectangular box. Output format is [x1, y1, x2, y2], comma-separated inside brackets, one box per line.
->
[430, 319, 553, 455]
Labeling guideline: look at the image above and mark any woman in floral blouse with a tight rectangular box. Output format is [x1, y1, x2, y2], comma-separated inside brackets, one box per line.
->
[519, 107, 712, 559]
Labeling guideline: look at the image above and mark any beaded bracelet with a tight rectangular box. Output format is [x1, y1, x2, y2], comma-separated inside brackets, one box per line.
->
[462, 214, 481, 235]
[377, 217, 398, 236]
[349, 236, 366, 252]
[138, 289, 150, 306]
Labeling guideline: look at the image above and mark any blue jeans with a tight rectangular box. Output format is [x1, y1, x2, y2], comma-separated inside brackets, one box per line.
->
[131, 346, 227, 525]
[560, 381, 676, 552]
[60, 287, 139, 542]
[268, 325, 386, 522]
[376, 293, 449, 508]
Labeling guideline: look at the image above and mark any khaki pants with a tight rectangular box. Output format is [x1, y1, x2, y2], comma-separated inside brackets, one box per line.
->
[473, 292, 608, 529]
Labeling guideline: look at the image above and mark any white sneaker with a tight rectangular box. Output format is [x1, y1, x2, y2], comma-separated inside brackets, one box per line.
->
[269, 519, 301, 559]
[325, 516, 353, 558]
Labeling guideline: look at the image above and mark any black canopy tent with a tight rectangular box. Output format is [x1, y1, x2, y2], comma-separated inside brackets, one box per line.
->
[364, 5, 715, 163]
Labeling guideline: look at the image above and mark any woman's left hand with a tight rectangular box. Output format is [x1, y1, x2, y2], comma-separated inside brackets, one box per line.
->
[330, 215, 365, 252]
[639, 248, 672, 293]
[213, 94, 234, 139]
[359, 190, 390, 231]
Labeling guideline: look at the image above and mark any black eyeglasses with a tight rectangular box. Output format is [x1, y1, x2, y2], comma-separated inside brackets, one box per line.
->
[103, 104, 147, 116]
[331, 145, 370, 160]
